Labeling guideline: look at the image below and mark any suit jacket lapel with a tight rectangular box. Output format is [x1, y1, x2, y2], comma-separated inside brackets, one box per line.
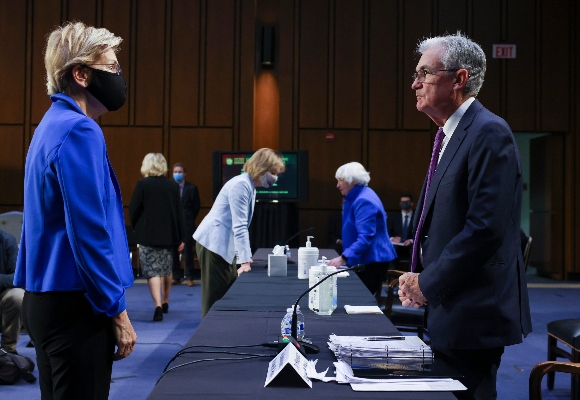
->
[422, 99, 483, 215]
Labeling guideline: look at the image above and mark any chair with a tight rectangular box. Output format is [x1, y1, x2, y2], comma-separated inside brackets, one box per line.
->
[529, 361, 580, 400]
[545, 318, 580, 399]
[376, 270, 428, 341]
[523, 235, 533, 271]
[0, 211, 23, 245]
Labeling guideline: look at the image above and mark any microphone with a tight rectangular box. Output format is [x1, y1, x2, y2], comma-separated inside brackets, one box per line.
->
[284, 227, 315, 246]
[290, 264, 365, 353]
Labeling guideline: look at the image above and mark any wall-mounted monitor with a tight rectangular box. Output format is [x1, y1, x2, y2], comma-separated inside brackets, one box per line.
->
[212, 150, 308, 202]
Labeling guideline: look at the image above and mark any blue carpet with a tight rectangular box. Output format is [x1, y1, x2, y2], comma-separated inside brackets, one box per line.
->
[3, 276, 578, 399]
[3, 282, 202, 400]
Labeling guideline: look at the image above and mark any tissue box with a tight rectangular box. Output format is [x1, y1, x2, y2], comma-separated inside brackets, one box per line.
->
[268, 254, 287, 276]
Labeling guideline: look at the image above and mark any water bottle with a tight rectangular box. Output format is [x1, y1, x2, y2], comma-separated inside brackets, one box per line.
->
[280, 306, 304, 339]
[285, 245, 291, 259]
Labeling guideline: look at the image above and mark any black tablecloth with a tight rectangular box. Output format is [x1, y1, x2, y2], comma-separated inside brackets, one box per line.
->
[148, 249, 455, 400]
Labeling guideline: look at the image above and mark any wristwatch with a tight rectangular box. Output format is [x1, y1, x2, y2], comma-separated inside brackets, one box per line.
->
[341, 254, 348, 262]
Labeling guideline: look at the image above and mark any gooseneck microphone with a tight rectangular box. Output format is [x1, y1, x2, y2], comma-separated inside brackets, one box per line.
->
[284, 226, 315, 246]
[290, 264, 365, 351]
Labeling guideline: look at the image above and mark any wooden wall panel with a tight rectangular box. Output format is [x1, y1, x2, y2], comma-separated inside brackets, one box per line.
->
[31, 0, 61, 124]
[402, 0, 432, 130]
[298, 209, 335, 249]
[169, 128, 233, 208]
[67, 0, 97, 25]
[238, 0, 256, 151]
[100, 0, 132, 126]
[437, 0, 467, 34]
[299, 1, 330, 128]
[299, 129, 362, 209]
[204, 0, 235, 127]
[170, 0, 201, 127]
[333, 0, 363, 129]
[471, 0, 502, 118]
[368, 0, 398, 130]
[0, 1, 26, 124]
[277, 0, 296, 150]
[540, 0, 569, 132]
[368, 130, 431, 211]
[103, 127, 163, 206]
[0, 127, 24, 205]
[505, 0, 536, 131]
[134, 1, 165, 126]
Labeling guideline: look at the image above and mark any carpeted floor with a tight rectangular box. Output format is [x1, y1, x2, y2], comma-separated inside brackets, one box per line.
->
[3, 270, 579, 399]
[3, 282, 202, 400]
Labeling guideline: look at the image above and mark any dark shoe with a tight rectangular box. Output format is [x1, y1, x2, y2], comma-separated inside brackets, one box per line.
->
[171, 279, 182, 285]
[186, 279, 195, 287]
[153, 306, 163, 321]
[162, 302, 169, 313]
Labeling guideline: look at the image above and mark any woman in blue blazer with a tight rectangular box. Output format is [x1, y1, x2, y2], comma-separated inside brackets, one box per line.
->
[14, 21, 136, 399]
[194, 148, 285, 317]
[328, 162, 397, 294]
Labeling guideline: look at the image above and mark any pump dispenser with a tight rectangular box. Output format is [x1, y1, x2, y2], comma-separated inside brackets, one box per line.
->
[308, 256, 335, 315]
[297, 236, 319, 279]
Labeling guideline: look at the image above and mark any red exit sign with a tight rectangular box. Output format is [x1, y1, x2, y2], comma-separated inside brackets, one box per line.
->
[492, 44, 517, 59]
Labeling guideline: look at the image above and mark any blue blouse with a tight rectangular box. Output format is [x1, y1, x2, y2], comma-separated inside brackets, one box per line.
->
[341, 184, 397, 266]
[14, 93, 133, 317]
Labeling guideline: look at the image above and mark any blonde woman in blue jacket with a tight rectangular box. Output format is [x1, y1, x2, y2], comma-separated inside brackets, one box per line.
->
[194, 148, 285, 317]
[15, 22, 136, 399]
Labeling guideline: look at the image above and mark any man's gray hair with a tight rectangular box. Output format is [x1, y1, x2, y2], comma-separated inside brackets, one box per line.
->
[335, 162, 370, 186]
[416, 32, 486, 97]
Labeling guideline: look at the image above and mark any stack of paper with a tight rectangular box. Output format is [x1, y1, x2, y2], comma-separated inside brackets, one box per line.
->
[328, 335, 432, 362]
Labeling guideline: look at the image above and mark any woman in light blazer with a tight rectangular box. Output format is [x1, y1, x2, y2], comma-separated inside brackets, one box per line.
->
[194, 148, 285, 317]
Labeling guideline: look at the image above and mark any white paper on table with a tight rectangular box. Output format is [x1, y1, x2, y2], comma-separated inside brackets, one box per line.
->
[306, 359, 336, 382]
[344, 305, 383, 314]
[350, 380, 467, 392]
[334, 361, 466, 392]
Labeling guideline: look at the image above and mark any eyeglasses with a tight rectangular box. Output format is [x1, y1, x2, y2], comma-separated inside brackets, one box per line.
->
[412, 68, 459, 82]
[86, 62, 122, 75]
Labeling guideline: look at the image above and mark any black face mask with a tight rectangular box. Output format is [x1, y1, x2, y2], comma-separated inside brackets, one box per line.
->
[400, 201, 412, 211]
[86, 67, 127, 111]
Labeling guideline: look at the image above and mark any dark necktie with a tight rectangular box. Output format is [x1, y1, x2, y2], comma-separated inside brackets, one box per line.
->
[401, 214, 409, 241]
[410, 128, 445, 272]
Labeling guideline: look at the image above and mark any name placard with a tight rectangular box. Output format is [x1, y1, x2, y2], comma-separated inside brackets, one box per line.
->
[264, 341, 312, 388]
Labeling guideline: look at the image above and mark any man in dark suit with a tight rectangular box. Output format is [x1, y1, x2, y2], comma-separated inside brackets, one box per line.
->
[387, 194, 414, 269]
[398, 33, 532, 399]
[172, 163, 201, 286]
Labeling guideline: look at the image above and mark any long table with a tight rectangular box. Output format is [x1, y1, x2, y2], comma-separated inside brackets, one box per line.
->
[148, 249, 455, 399]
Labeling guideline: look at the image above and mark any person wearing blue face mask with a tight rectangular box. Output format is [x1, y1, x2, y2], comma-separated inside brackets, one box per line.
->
[15, 21, 136, 399]
[193, 148, 285, 317]
[171, 163, 201, 287]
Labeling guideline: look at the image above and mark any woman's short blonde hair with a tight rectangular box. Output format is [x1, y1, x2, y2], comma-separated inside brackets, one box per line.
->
[243, 148, 285, 180]
[335, 162, 370, 185]
[44, 21, 122, 95]
[140, 153, 168, 177]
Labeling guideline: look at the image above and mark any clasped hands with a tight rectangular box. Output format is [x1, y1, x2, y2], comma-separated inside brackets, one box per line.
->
[398, 272, 427, 308]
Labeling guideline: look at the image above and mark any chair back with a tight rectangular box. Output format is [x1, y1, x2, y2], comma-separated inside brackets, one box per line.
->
[0, 211, 23, 245]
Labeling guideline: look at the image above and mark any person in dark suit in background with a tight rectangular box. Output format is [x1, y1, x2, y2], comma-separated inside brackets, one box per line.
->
[171, 162, 201, 286]
[387, 194, 414, 270]
[130, 153, 184, 322]
[327, 197, 344, 254]
[398, 33, 532, 399]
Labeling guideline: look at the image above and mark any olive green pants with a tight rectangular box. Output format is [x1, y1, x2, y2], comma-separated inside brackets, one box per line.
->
[196, 242, 237, 317]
